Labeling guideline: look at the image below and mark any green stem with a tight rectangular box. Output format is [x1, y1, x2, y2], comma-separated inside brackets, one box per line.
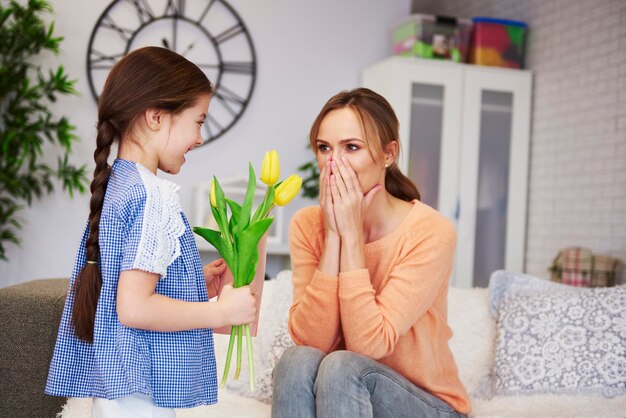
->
[234, 325, 243, 380]
[220, 326, 236, 388]
[245, 324, 255, 391]
[252, 187, 270, 224]
[262, 203, 275, 220]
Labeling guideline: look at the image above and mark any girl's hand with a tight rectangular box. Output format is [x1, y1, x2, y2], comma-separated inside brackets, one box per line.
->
[203, 258, 228, 298]
[217, 284, 257, 326]
[330, 157, 382, 238]
[319, 157, 339, 237]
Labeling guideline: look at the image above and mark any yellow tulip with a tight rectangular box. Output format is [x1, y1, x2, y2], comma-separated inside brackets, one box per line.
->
[274, 174, 302, 206]
[210, 179, 217, 208]
[261, 150, 280, 185]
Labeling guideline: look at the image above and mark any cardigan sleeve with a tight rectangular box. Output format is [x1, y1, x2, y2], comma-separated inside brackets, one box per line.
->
[338, 217, 456, 359]
[287, 208, 343, 353]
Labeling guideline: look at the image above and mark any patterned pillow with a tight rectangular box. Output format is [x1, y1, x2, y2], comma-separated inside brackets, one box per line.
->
[492, 286, 626, 397]
[488, 270, 579, 318]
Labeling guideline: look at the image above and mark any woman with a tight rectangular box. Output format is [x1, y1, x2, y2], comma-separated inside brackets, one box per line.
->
[272, 88, 470, 417]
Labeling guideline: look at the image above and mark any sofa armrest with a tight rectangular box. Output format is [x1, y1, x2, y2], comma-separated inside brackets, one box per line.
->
[0, 278, 69, 417]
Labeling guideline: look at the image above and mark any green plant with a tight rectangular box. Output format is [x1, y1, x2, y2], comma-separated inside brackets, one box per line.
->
[0, 0, 87, 260]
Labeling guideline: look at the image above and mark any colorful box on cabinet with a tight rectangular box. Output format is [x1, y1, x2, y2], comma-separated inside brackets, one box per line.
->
[392, 14, 472, 63]
[469, 17, 528, 69]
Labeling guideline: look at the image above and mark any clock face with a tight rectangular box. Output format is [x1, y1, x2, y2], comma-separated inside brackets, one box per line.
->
[87, 0, 257, 145]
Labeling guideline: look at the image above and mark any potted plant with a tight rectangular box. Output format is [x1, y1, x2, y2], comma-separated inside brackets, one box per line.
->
[0, 0, 87, 260]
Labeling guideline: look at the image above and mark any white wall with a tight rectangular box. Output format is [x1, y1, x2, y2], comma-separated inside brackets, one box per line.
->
[0, 0, 412, 287]
[413, 0, 626, 280]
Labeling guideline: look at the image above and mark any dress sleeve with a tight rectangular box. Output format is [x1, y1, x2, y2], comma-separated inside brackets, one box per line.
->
[118, 179, 185, 278]
[338, 218, 457, 359]
[287, 208, 343, 353]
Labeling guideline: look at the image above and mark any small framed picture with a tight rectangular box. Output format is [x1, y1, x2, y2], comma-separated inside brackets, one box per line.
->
[194, 176, 284, 246]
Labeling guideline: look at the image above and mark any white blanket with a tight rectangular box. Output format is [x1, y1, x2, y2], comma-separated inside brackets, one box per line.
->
[60, 274, 626, 418]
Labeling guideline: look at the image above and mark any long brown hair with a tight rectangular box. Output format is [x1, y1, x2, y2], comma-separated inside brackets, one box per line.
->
[309, 87, 420, 202]
[72, 46, 213, 342]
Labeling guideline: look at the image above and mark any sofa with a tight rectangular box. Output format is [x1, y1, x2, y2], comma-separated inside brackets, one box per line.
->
[4, 271, 625, 418]
[0, 279, 68, 418]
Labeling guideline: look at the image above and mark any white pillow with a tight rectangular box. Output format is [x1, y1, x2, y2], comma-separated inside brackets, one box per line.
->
[447, 286, 495, 394]
[490, 285, 626, 398]
[488, 270, 578, 318]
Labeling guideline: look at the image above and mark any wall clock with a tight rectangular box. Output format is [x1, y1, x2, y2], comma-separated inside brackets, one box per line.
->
[86, 0, 257, 145]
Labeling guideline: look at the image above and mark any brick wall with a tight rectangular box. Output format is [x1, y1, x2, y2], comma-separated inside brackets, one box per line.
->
[412, 0, 626, 280]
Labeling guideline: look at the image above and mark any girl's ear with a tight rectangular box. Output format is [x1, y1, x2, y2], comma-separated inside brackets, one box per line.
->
[383, 140, 399, 166]
[144, 108, 164, 131]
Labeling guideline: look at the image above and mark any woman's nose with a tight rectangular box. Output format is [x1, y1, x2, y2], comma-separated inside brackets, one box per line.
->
[332, 149, 343, 160]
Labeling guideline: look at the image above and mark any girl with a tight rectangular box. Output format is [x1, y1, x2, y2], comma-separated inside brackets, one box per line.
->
[45, 46, 256, 417]
[272, 88, 471, 417]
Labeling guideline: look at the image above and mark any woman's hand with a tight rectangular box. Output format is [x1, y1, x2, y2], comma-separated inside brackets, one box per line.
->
[203, 258, 228, 298]
[319, 157, 339, 237]
[329, 157, 382, 238]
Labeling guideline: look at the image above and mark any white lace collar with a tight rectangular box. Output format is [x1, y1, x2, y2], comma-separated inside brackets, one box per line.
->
[133, 162, 182, 195]
[132, 162, 186, 278]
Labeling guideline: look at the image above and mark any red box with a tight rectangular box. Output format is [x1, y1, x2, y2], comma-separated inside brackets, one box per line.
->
[469, 17, 528, 69]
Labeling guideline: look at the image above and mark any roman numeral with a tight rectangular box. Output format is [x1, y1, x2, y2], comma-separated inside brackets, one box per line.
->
[125, 0, 154, 24]
[216, 85, 246, 106]
[196, 0, 217, 24]
[89, 49, 125, 70]
[206, 114, 224, 136]
[164, 0, 185, 16]
[222, 61, 255, 75]
[100, 15, 134, 43]
[214, 23, 244, 44]
[213, 94, 239, 118]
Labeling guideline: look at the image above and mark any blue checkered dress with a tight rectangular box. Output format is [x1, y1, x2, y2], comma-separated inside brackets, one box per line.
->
[45, 159, 218, 408]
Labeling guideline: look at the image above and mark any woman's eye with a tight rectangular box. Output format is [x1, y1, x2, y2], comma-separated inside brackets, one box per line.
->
[317, 144, 330, 153]
[346, 144, 359, 151]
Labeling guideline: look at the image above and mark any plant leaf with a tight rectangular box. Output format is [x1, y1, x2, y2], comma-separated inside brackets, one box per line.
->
[226, 198, 241, 236]
[237, 163, 256, 232]
[211, 177, 232, 247]
[193, 227, 234, 268]
[236, 218, 273, 284]
[252, 185, 275, 223]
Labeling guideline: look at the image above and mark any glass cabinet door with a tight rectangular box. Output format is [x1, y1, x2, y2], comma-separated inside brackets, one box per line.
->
[363, 58, 531, 289]
[456, 69, 532, 288]
[473, 91, 513, 288]
[369, 58, 464, 224]
[408, 83, 445, 209]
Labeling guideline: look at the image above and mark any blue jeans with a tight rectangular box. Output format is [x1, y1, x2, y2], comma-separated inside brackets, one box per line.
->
[272, 346, 466, 418]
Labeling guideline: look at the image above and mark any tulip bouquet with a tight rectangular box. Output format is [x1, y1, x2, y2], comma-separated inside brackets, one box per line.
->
[193, 150, 301, 391]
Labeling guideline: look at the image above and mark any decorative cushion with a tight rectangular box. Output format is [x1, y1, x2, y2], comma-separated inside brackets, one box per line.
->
[488, 269, 577, 318]
[491, 285, 626, 398]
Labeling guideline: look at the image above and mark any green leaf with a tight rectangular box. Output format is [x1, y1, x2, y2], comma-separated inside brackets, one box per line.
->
[237, 163, 256, 232]
[211, 177, 232, 248]
[193, 227, 234, 268]
[252, 185, 275, 223]
[235, 218, 273, 285]
[225, 198, 241, 235]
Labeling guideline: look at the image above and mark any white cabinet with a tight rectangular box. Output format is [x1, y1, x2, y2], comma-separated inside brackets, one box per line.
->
[362, 57, 532, 288]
